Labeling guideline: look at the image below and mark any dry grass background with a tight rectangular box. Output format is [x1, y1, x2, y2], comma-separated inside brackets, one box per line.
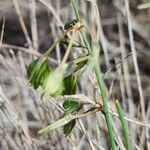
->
[0, 0, 150, 149]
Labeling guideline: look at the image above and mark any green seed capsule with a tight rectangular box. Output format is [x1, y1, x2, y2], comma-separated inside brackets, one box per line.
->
[42, 70, 64, 97]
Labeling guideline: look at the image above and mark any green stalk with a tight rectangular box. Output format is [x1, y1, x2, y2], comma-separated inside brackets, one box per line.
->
[71, 0, 116, 149]
[71, 0, 81, 21]
[80, 31, 91, 53]
[115, 100, 131, 150]
[94, 65, 116, 149]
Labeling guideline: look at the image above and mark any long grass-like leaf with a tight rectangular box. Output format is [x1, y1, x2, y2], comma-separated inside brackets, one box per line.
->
[38, 108, 97, 134]
[115, 100, 131, 150]
[71, 0, 81, 21]
[38, 115, 76, 134]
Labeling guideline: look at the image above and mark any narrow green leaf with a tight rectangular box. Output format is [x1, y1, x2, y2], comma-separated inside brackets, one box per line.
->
[71, 0, 81, 21]
[115, 100, 131, 150]
[38, 115, 76, 134]
[63, 119, 76, 136]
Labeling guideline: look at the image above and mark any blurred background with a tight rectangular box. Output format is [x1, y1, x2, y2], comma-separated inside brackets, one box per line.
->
[0, 0, 149, 149]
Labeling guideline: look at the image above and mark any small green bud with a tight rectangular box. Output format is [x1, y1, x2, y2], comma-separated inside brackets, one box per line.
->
[42, 70, 64, 97]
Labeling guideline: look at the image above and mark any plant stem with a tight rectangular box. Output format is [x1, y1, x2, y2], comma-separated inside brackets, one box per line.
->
[115, 100, 131, 150]
[94, 65, 116, 149]
[80, 31, 91, 53]
[71, 0, 81, 21]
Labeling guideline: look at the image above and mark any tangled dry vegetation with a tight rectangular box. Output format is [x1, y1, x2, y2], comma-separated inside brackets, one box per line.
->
[0, 0, 150, 149]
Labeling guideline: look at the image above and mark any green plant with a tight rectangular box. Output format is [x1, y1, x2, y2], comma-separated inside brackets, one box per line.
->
[27, 17, 89, 135]
[115, 100, 131, 150]
[26, 0, 131, 148]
